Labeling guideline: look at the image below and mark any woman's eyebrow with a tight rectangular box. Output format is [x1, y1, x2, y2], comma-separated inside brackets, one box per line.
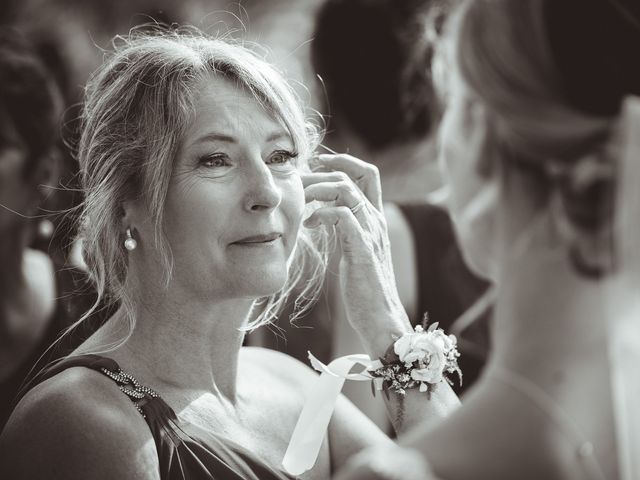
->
[192, 131, 291, 145]
[193, 132, 237, 145]
[266, 131, 292, 143]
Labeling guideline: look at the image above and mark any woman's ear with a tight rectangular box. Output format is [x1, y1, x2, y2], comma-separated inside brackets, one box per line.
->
[119, 201, 136, 234]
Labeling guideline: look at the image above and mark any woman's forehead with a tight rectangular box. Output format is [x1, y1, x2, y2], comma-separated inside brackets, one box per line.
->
[186, 76, 292, 146]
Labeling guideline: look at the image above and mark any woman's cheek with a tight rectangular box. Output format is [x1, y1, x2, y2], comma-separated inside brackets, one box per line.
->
[440, 104, 482, 214]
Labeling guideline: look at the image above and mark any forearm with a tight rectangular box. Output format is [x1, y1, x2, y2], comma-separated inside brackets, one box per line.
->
[306, 152, 462, 437]
[355, 317, 461, 436]
[380, 378, 460, 435]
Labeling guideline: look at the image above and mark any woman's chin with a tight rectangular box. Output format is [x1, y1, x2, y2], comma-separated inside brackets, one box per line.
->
[240, 266, 290, 297]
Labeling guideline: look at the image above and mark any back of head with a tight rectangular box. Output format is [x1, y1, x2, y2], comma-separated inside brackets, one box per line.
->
[451, 0, 640, 276]
[451, 4, 640, 476]
[312, 0, 446, 149]
[454, 0, 640, 155]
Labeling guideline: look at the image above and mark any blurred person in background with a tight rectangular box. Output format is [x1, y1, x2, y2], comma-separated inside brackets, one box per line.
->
[0, 4, 187, 431]
[336, 0, 640, 478]
[274, 0, 490, 432]
[10, 0, 189, 268]
[0, 29, 64, 431]
[312, 0, 444, 203]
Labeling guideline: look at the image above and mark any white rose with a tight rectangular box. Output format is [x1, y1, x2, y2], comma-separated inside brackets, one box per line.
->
[428, 348, 446, 383]
[402, 345, 426, 364]
[411, 367, 432, 382]
[401, 333, 432, 363]
[410, 344, 446, 384]
[423, 330, 447, 353]
[395, 330, 449, 364]
[394, 333, 414, 362]
[429, 329, 456, 352]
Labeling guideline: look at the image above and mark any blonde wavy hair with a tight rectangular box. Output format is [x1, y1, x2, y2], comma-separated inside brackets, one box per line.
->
[67, 27, 328, 353]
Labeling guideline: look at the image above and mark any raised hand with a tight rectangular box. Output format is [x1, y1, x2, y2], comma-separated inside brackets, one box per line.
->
[303, 153, 412, 357]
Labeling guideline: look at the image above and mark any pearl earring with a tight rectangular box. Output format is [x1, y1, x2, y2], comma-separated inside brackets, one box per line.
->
[124, 228, 137, 251]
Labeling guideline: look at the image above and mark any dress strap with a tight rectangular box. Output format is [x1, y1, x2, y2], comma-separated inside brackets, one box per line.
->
[491, 365, 607, 480]
[98, 364, 159, 418]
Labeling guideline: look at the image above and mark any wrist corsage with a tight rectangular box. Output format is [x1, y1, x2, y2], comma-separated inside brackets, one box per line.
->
[368, 322, 462, 398]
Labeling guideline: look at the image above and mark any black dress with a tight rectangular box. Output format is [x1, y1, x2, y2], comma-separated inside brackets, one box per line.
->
[17, 354, 298, 480]
[398, 202, 492, 394]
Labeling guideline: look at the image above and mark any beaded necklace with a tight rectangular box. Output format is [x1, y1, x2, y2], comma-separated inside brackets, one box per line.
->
[100, 366, 159, 417]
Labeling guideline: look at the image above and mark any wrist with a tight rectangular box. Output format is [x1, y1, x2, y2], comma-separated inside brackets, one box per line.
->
[367, 323, 463, 398]
[357, 314, 412, 359]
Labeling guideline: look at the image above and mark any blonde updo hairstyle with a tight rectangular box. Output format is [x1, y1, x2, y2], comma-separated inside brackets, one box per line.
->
[449, 0, 640, 277]
[73, 28, 327, 350]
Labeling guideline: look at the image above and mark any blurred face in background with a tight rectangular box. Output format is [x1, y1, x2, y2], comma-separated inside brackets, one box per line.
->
[437, 66, 499, 280]
[0, 32, 62, 243]
[0, 108, 37, 233]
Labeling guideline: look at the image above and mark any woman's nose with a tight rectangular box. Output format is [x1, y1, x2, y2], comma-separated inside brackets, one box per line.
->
[243, 161, 282, 213]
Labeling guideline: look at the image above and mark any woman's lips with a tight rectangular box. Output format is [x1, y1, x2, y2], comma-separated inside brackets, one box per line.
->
[231, 232, 282, 245]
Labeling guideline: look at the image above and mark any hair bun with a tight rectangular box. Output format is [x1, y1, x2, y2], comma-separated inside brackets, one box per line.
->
[546, 153, 617, 278]
[544, 0, 640, 116]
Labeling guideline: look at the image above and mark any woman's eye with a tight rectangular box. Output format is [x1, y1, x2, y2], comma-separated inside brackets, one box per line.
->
[200, 154, 230, 168]
[267, 150, 297, 166]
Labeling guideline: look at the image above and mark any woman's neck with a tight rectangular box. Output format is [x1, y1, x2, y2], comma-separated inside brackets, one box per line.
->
[491, 245, 611, 384]
[490, 173, 612, 379]
[89, 294, 255, 404]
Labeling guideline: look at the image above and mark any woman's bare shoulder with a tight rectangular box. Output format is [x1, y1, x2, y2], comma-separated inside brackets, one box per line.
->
[240, 346, 318, 390]
[240, 348, 392, 471]
[0, 366, 159, 480]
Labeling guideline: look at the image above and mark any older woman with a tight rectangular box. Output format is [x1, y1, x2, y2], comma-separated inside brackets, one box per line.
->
[336, 0, 640, 479]
[0, 30, 458, 479]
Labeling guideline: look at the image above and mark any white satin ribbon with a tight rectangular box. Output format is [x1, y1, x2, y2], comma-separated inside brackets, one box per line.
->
[281, 352, 380, 475]
[608, 96, 640, 480]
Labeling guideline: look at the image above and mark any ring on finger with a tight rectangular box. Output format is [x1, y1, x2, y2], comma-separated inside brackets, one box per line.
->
[350, 200, 366, 216]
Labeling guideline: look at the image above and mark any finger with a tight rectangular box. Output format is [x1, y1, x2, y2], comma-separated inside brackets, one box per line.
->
[306, 158, 332, 173]
[303, 206, 367, 255]
[314, 154, 383, 211]
[301, 171, 351, 188]
[305, 182, 368, 223]
[304, 205, 359, 230]
[304, 182, 363, 208]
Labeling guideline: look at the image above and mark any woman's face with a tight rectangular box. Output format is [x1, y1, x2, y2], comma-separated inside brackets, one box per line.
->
[438, 69, 498, 280]
[144, 76, 305, 301]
